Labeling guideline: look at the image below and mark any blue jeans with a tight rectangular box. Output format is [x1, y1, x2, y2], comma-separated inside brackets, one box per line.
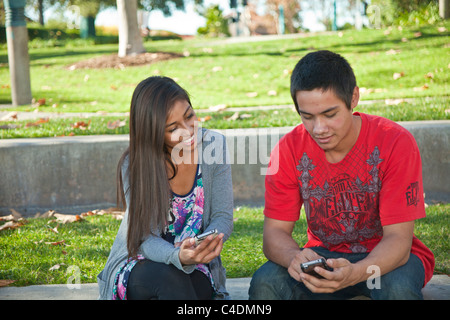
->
[249, 247, 425, 300]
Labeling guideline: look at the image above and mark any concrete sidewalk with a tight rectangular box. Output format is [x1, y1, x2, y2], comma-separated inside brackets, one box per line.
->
[0, 278, 251, 300]
[0, 276, 449, 300]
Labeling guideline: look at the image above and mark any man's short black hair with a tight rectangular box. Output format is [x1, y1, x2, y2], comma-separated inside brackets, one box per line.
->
[290, 50, 357, 111]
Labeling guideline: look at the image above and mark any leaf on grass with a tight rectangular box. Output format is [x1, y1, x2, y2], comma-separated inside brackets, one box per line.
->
[31, 98, 46, 107]
[107, 119, 126, 130]
[53, 213, 83, 224]
[393, 72, 405, 80]
[0, 209, 23, 222]
[26, 117, 50, 128]
[0, 280, 15, 287]
[246, 92, 258, 98]
[80, 207, 124, 220]
[385, 49, 401, 55]
[49, 263, 66, 271]
[45, 240, 66, 246]
[33, 210, 57, 219]
[227, 112, 240, 121]
[199, 115, 212, 122]
[413, 84, 430, 91]
[72, 120, 91, 130]
[46, 224, 59, 234]
[0, 111, 18, 121]
[209, 104, 227, 112]
[0, 220, 26, 231]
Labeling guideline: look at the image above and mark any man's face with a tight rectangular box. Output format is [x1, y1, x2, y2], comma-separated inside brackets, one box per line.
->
[295, 87, 360, 162]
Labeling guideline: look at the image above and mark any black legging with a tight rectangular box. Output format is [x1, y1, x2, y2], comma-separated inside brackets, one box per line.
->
[126, 259, 214, 300]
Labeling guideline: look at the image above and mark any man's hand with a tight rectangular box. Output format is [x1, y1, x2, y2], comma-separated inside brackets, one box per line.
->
[287, 248, 323, 281]
[299, 258, 363, 293]
[178, 233, 224, 266]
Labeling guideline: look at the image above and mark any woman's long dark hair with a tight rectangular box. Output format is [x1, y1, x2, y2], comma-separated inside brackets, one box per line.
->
[117, 76, 192, 258]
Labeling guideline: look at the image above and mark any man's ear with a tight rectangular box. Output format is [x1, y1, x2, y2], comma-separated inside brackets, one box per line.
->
[351, 86, 360, 110]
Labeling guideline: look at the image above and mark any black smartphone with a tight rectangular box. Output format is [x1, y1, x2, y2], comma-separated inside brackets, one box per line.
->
[300, 258, 333, 278]
[194, 229, 218, 246]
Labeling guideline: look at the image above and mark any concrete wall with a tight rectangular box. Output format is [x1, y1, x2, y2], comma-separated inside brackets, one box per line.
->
[0, 121, 449, 216]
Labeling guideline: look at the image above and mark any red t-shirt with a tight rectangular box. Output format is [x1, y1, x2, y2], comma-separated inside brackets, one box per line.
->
[264, 112, 435, 285]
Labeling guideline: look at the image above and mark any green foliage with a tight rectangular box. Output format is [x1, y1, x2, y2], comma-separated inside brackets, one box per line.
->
[0, 204, 447, 285]
[370, 0, 441, 26]
[197, 5, 230, 37]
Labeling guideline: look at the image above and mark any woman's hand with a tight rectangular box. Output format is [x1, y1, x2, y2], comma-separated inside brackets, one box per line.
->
[178, 233, 224, 266]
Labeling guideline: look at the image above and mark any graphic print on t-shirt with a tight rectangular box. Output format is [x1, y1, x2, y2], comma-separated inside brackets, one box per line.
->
[296, 147, 385, 253]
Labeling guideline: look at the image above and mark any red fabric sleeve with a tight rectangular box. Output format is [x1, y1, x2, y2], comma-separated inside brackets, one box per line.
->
[378, 130, 426, 226]
[264, 135, 303, 221]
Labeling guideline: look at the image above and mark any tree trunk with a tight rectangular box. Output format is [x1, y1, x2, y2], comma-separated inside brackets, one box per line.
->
[117, 0, 145, 57]
[38, 0, 44, 25]
[440, 0, 450, 19]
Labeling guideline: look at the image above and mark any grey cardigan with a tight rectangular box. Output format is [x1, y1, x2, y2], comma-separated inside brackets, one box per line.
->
[97, 128, 234, 300]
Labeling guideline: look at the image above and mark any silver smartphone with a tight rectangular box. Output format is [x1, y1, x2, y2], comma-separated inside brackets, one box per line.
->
[194, 229, 218, 246]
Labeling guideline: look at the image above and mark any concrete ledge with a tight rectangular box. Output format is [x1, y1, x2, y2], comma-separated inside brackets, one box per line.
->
[0, 121, 449, 215]
[0, 275, 448, 300]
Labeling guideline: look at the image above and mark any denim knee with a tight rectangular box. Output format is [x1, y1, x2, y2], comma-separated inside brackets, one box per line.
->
[370, 253, 425, 300]
[249, 261, 296, 300]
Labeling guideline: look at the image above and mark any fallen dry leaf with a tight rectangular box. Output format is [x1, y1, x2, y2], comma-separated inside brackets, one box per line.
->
[0, 280, 15, 287]
[0, 220, 26, 232]
[25, 117, 50, 128]
[49, 263, 66, 271]
[53, 213, 83, 224]
[386, 49, 401, 55]
[393, 72, 405, 80]
[413, 84, 430, 91]
[199, 115, 212, 122]
[0, 111, 18, 121]
[227, 112, 240, 121]
[209, 104, 227, 112]
[107, 119, 126, 130]
[72, 120, 91, 130]
[45, 240, 66, 246]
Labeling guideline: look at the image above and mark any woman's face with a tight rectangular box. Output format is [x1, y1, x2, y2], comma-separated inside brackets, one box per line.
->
[164, 99, 198, 157]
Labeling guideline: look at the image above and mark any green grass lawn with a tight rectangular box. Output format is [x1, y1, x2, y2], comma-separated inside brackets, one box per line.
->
[0, 204, 448, 286]
[1, 22, 449, 115]
[0, 95, 448, 139]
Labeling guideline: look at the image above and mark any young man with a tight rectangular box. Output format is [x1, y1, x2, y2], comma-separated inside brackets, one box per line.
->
[249, 50, 434, 300]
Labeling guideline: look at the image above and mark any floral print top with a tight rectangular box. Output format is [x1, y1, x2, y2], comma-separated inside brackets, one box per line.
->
[112, 164, 213, 300]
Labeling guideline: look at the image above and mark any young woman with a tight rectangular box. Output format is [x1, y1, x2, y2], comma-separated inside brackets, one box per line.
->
[97, 76, 234, 300]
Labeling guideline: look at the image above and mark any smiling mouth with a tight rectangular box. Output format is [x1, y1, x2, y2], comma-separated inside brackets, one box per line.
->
[182, 135, 195, 146]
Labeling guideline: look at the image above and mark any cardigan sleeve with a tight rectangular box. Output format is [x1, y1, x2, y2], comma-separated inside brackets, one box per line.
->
[201, 132, 234, 242]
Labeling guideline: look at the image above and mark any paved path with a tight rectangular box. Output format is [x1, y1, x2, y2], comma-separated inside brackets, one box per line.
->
[0, 275, 449, 300]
